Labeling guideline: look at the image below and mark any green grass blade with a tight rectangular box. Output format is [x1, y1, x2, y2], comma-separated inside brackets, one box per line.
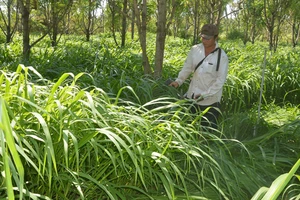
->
[77, 172, 117, 200]
[262, 159, 300, 200]
[0, 98, 24, 200]
[0, 131, 14, 200]
[151, 152, 175, 199]
[251, 187, 269, 200]
[31, 112, 58, 187]
[46, 73, 73, 105]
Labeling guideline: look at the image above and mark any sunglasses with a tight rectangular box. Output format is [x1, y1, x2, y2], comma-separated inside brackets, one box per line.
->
[201, 34, 213, 40]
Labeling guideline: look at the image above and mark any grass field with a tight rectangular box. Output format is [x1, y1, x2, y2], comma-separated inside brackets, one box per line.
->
[0, 34, 299, 199]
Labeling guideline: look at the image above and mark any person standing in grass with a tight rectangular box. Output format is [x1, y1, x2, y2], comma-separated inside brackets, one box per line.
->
[169, 24, 229, 131]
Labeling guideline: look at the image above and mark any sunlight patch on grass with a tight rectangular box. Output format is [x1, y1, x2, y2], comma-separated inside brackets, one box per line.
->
[262, 105, 300, 127]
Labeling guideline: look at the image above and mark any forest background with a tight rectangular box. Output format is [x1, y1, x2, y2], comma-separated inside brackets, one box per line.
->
[0, 0, 300, 199]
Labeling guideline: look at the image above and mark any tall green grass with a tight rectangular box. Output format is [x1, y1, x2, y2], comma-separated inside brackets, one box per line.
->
[0, 64, 299, 199]
[2, 35, 299, 108]
[222, 41, 300, 113]
[0, 34, 299, 199]
[251, 159, 300, 200]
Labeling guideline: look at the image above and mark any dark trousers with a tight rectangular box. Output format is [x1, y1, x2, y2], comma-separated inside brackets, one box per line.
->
[190, 102, 221, 131]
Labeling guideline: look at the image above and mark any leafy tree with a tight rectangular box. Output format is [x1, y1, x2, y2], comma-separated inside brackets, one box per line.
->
[204, 0, 230, 26]
[262, 0, 291, 51]
[107, 0, 121, 46]
[74, 0, 102, 41]
[240, 0, 263, 44]
[288, 0, 300, 47]
[6, 0, 300, 72]
[18, 0, 73, 60]
[18, 0, 48, 60]
[171, 1, 189, 38]
[189, 0, 203, 44]
[39, 0, 73, 46]
[0, 0, 19, 43]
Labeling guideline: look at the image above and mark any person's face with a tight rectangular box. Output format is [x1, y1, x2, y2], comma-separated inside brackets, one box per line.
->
[201, 34, 216, 48]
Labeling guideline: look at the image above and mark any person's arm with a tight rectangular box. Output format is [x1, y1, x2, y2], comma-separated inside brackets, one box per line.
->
[173, 46, 198, 86]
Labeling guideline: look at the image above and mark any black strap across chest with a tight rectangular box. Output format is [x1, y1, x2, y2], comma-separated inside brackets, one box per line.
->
[194, 47, 222, 72]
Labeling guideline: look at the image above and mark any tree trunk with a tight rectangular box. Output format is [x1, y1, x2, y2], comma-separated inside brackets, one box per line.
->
[133, 0, 152, 75]
[292, 20, 300, 47]
[250, 23, 256, 44]
[243, 23, 249, 45]
[1, 0, 18, 43]
[5, 1, 11, 42]
[154, 0, 176, 78]
[51, 8, 59, 46]
[18, 0, 53, 61]
[19, 0, 31, 61]
[263, 0, 291, 51]
[268, 26, 274, 51]
[48, 0, 72, 46]
[131, 4, 135, 40]
[193, 0, 199, 44]
[206, 0, 225, 27]
[108, 0, 119, 47]
[215, 0, 223, 26]
[154, 0, 167, 78]
[121, 0, 128, 47]
[86, 0, 93, 42]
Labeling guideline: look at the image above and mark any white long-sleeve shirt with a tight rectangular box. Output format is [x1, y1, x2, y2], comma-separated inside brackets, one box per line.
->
[175, 42, 229, 106]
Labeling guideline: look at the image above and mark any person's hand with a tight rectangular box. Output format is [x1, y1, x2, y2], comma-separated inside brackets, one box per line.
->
[194, 94, 204, 101]
[169, 81, 179, 88]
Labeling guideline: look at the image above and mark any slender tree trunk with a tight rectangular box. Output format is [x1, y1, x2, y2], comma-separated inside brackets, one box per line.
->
[65, 12, 70, 34]
[209, 0, 214, 24]
[263, 0, 290, 51]
[18, 0, 51, 61]
[250, 23, 256, 44]
[86, 0, 93, 41]
[154, 0, 176, 78]
[243, 19, 249, 45]
[185, 15, 189, 38]
[43, 0, 72, 46]
[131, 4, 135, 40]
[108, 0, 119, 47]
[292, 20, 300, 47]
[193, 0, 199, 44]
[51, 6, 59, 46]
[215, 0, 223, 26]
[121, 0, 128, 47]
[19, 0, 31, 61]
[3, 0, 14, 43]
[133, 0, 152, 75]
[268, 27, 274, 51]
[154, 0, 167, 78]
[273, 17, 285, 52]
[173, 22, 177, 38]
[264, 0, 275, 52]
